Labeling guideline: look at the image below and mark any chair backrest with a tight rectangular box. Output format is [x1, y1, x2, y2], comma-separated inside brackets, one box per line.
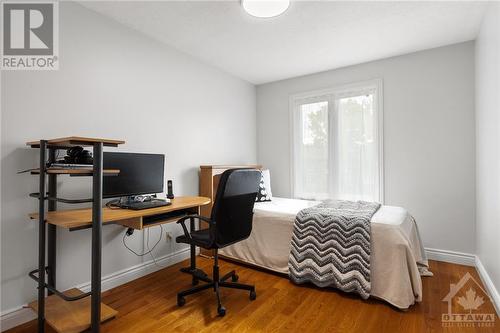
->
[210, 168, 261, 248]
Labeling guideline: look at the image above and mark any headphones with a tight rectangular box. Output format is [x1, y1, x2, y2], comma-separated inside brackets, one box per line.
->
[63, 146, 93, 164]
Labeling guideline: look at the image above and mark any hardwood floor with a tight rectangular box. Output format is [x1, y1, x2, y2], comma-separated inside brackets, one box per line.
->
[7, 258, 499, 333]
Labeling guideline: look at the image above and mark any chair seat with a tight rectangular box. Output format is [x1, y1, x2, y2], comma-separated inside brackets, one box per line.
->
[176, 229, 213, 248]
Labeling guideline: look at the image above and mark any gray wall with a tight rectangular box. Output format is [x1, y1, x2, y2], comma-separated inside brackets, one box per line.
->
[0, 3, 256, 313]
[475, 2, 500, 303]
[256, 42, 475, 254]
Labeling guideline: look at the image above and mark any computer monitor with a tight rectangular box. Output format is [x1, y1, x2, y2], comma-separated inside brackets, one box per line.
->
[103, 152, 165, 198]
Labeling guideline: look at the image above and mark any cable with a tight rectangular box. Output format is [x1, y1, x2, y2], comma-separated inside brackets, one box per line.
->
[105, 199, 122, 210]
[122, 225, 163, 257]
[147, 225, 169, 268]
[18, 149, 64, 174]
[16, 168, 39, 174]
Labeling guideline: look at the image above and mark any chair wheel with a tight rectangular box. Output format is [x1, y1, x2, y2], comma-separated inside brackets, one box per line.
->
[217, 306, 226, 317]
[192, 278, 199, 286]
[177, 296, 186, 307]
[249, 290, 256, 301]
[232, 274, 239, 282]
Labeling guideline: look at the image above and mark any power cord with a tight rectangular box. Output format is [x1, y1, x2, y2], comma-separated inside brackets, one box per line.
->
[122, 225, 163, 257]
[146, 226, 170, 269]
[17, 149, 66, 174]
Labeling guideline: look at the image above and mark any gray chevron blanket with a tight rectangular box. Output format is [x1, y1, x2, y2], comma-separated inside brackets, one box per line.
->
[288, 200, 381, 299]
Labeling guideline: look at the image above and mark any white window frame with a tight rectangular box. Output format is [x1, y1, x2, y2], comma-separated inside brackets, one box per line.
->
[289, 79, 384, 203]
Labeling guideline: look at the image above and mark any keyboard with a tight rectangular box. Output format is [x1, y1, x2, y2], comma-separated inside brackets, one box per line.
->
[121, 199, 171, 210]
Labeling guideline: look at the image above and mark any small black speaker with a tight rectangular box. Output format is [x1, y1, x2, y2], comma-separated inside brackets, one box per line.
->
[167, 180, 174, 199]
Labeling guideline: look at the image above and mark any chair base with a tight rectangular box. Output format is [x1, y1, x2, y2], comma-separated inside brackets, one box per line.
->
[177, 251, 256, 317]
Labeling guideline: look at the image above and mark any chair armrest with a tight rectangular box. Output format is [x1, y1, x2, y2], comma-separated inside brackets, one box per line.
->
[176, 214, 213, 225]
[176, 214, 214, 239]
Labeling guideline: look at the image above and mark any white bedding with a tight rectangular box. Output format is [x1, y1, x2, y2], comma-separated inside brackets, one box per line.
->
[220, 197, 430, 309]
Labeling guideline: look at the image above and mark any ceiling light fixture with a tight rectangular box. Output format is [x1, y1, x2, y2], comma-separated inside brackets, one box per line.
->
[242, 0, 290, 18]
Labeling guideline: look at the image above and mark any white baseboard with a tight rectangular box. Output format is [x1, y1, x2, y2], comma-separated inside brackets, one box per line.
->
[0, 248, 190, 332]
[425, 247, 476, 266]
[475, 256, 500, 316]
[0, 308, 36, 332]
[76, 247, 191, 293]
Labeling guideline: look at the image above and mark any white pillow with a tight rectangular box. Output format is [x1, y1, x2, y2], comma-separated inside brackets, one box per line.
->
[261, 169, 273, 200]
[255, 169, 273, 202]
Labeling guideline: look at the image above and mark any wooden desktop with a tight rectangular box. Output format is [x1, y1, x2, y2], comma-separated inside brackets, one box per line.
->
[29, 196, 211, 231]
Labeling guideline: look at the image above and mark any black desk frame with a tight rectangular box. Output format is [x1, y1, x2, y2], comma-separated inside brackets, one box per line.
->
[30, 141, 106, 333]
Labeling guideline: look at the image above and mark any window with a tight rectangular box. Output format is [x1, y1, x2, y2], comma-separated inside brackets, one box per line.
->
[291, 80, 383, 202]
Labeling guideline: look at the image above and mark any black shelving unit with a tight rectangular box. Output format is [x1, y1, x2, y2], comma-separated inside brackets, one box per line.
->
[26, 137, 124, 333]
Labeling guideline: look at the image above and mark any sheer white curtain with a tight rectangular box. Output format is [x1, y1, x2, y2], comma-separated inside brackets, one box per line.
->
[292, 98, 330, 199]
[291, 80, 383, 203]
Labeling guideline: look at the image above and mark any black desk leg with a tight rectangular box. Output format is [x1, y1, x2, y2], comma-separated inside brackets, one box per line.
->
[47, 149, 57, 295]
[190, 217, 196, 270]
[38, 140, 47, 333]
[91, 142, 103, 333]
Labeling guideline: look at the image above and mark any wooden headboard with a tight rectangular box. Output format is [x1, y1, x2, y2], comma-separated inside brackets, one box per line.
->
[199, 165, 262, 219]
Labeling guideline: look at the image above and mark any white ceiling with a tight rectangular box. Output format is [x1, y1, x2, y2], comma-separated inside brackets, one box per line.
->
[80, 1, 487, 84]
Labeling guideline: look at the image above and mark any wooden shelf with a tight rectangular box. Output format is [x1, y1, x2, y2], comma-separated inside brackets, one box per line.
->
[29, 196, 211, 230]
[27, 136, 125, 148]
[28, 288, 117, 333]
[30, 168, 120, 175]
[121, 210, 192, 230]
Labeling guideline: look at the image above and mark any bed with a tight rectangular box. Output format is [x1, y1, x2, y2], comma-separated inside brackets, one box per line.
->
[219, 197, 430, 309]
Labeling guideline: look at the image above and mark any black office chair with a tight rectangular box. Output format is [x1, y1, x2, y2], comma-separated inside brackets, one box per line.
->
[175, 168, 261, 317]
